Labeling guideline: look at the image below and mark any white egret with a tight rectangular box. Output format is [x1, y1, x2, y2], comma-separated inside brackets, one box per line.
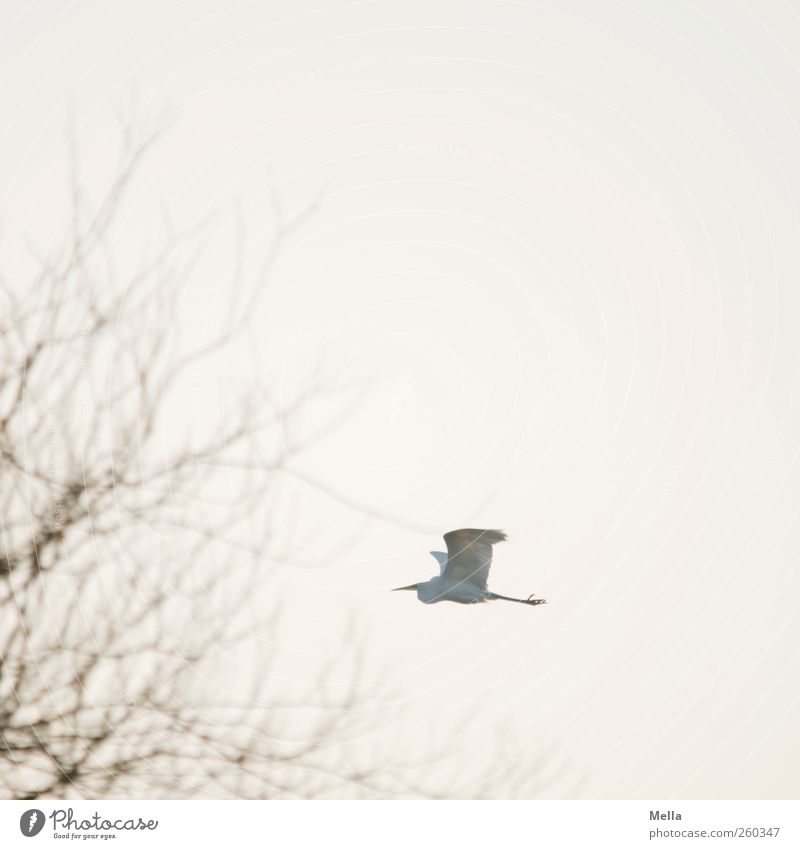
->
[392, 529, 546, 606]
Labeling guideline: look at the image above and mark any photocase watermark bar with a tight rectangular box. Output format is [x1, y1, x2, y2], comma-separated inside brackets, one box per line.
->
[4, 801, 798, 847]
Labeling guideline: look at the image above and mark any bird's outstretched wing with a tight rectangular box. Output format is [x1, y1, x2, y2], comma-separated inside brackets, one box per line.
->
[429, 551, 449, 574]
[442, 529, 507, 591]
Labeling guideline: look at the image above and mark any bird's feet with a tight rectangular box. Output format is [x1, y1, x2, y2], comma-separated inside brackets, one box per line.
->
[525, 594, 547, 606]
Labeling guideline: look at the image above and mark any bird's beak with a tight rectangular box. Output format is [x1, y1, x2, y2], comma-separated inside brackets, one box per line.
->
[391, 584, 418, 592]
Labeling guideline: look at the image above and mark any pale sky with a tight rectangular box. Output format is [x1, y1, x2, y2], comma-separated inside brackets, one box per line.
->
[2, 0, 799, 798]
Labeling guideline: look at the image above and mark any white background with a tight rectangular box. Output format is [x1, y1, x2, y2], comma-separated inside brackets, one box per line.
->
[1, 0, 799, 800]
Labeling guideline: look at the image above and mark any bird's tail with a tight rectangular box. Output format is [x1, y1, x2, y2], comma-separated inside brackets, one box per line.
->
[486, 592, 547, 607]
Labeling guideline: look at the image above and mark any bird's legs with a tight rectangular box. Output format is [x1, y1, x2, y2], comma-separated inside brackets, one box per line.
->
[486, 592, 547, 606]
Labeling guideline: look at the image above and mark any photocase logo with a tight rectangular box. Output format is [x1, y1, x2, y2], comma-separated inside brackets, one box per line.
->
[19, 809, 45, 837]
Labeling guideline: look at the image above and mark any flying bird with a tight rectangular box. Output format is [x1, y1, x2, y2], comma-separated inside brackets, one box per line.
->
[392, 529, 546, 606]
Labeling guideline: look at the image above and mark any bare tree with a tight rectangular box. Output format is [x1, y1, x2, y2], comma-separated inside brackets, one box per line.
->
[0, 117, 385, 799]
[0, 118, 561, 800]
